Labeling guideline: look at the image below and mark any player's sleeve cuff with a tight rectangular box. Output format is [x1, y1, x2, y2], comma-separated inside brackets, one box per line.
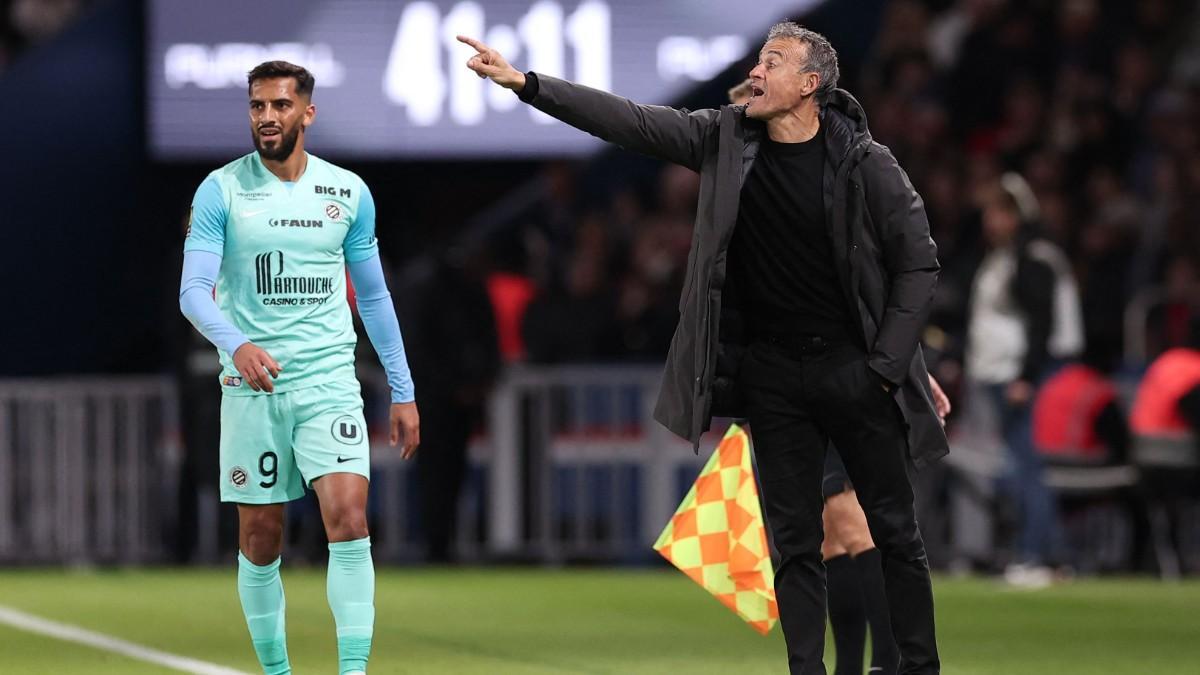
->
[183, 239, 224, 256]
[344, 249, 378, 264]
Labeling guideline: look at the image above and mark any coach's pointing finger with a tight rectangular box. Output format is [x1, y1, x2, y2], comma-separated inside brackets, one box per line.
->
[456, 35, 525, 91]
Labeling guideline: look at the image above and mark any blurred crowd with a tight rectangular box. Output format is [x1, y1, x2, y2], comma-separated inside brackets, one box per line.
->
[423, 0, 1200, 574]
[155, 0, 1200, 570]
[0, 0, 88, 73]
[478, 0, 1200, 378]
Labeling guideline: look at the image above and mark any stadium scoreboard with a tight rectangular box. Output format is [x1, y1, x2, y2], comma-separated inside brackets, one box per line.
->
[148, 0, 816, 159]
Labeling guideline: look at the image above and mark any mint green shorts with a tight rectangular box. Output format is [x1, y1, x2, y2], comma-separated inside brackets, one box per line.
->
[219, 378, 369, 503]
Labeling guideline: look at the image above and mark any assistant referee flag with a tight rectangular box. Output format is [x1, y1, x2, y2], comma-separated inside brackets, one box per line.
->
[654, 423, 778, 634]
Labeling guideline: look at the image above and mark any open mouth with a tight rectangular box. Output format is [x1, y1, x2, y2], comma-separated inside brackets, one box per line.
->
[751, 85, 764, 97]
[259, 127, 281, 140]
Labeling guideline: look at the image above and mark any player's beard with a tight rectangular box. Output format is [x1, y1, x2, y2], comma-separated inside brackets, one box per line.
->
[254, 124, 301, 162]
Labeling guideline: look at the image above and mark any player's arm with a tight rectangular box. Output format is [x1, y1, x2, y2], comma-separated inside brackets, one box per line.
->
[457, 35, 718, 172]
[179, 176, 281, 392]
[344, 184, 420, 459]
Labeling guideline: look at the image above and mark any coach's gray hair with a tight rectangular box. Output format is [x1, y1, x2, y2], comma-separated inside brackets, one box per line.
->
[766, 22, 839, 103]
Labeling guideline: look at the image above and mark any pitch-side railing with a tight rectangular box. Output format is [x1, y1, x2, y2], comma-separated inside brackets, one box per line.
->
[0, 377, 181, 564]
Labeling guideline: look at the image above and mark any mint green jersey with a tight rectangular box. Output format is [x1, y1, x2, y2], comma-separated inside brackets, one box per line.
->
[184, 152, 378, 395]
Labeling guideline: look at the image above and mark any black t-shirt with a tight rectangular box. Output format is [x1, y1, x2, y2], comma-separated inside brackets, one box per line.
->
[728, 123, 854, 336]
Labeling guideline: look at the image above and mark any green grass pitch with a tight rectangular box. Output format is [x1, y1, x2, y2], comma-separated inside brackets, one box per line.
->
[0, 568, 1197, 674]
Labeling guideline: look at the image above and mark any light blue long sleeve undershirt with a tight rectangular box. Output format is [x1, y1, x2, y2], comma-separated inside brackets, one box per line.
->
[179, 249, 250, 356]
[347, 252, 415, 403]
[178, 249, 414, 403]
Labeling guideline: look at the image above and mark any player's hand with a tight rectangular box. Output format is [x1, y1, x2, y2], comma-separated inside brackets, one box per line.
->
[390, 401, 420, 460]
[457, 35, 526, 90]
[232, 343, 282, 393]
[928, 373, 951, 424]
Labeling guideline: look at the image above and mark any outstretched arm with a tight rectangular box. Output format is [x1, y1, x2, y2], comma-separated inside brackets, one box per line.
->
[458, 35, 718, 171]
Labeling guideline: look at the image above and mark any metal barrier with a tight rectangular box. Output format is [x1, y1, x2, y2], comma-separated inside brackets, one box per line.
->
[484, 365, 711, 562]
[3, 368, 1193, 570]
[362, 364, 715, 562]
[0, 377, 181, 564]
[0, 368, 709, 565]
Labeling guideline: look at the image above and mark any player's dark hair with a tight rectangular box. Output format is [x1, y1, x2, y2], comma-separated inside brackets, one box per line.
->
[247, 61, 315, 98]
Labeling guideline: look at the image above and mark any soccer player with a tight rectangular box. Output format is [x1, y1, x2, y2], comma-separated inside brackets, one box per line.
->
[178, 60, 419, 675]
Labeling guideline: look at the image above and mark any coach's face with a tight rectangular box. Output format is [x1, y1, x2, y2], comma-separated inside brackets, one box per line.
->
[249, 77, 315, 161]
[745, 38, 820, 120]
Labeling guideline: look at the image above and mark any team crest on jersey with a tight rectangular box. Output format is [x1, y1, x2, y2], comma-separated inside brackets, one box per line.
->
[229, 466, 248, 488]
[324, 203, 343, 221]
[223, 375, 243, 387]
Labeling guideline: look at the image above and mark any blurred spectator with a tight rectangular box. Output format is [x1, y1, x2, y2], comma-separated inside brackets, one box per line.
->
[1129, 322, 1200, 576]
[963, 176, 1082, 586]
[522, 213, 621, 363]
[1130, 328, 1200, 462]
[483, 235, 537, 363]
[0, 0, 87, 75]
[397, 247, 501, 562]
[1145, 255, 1200, 359]
[9, 0, 81, 42]
[1075, 165, 1140, 355]
[1033, 342, 1129, 465]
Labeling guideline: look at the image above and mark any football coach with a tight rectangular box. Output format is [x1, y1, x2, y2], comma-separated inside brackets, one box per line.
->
[460, 21, 945, 675]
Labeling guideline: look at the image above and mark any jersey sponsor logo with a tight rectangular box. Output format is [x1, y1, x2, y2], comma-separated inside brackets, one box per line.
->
[268, 218, 323, 228]
[237, 191, 271, 202]
[240, 208, 268, 218]
[324, 203, 342, 220]
[315, 185, 352, 198]
[331, 415, 362, 445]
[229, 466, 248, 488]
[222, 375, 243, 387]
[254, 250, 335, 306]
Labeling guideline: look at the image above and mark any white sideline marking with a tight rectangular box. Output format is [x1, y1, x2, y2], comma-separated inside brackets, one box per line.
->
[0, 605, 252, 675]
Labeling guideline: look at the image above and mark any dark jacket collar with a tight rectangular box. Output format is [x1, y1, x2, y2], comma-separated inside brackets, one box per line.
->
[737, 87, 872, 168]
[821, 88, 872, 167]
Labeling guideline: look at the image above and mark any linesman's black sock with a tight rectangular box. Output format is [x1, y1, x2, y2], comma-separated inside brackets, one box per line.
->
[826, 553, 866, 675]
[855, 547, 899, 675]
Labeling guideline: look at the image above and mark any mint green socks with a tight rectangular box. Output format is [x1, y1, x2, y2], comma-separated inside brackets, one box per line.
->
[237, 553, 291, 675]
[327, 536, 375, 675]
[238, 539, 373, 675]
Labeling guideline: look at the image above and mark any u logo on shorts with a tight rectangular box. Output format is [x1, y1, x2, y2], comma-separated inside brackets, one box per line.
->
[332, 415, 362, 445]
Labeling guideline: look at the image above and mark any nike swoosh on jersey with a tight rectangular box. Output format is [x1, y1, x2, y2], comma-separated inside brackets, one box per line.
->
[239, 209, 268, 218]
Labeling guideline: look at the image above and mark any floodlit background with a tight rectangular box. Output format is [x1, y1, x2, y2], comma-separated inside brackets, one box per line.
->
[2, 0, 1200, 673]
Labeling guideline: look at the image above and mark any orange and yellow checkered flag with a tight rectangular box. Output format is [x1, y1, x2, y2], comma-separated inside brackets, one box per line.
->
[654, 423, 779, 635]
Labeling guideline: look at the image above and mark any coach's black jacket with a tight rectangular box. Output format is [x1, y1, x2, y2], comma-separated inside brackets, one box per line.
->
[520, 73, 949, 467]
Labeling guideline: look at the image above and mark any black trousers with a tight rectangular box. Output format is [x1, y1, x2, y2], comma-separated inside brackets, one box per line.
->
[739, 338, 939, 675]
